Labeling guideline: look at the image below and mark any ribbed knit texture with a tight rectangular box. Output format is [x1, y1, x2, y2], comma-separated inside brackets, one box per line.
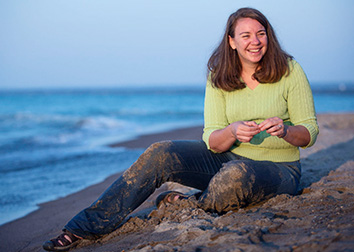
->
[203, 60, 319, 162]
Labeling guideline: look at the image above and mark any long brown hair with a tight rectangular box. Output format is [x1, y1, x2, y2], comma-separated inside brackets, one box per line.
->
[207, 8, 292, 91]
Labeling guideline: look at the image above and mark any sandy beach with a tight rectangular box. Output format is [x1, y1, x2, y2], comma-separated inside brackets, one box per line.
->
[1, 113, 354, 252]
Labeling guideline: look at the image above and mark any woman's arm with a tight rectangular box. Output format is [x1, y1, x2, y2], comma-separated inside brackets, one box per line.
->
[283, 61, 319, 148]
[258, 117, 310, 147]
[282, 125, 310, 147]
[211, 116, 311, 152]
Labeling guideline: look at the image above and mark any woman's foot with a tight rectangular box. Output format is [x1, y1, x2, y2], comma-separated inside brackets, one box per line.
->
[42, 230, 81, 251]
[155, 191, 191, 208]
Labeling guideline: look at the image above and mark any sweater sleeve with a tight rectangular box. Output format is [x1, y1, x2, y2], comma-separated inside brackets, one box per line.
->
[286, 61, 319, 148]
[202, 77, 229, 150]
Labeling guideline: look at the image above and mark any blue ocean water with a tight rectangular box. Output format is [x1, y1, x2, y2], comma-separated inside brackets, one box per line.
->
[0, 84, 353, 225]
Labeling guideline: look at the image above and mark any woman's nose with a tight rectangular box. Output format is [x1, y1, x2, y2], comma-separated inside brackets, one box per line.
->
[251, 35, 261, 44]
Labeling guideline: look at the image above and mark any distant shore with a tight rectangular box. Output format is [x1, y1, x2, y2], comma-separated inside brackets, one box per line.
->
[1, 113, 354, 252]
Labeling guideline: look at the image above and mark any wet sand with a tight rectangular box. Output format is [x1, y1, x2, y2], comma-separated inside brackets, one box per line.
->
[1, 113, 354, 252]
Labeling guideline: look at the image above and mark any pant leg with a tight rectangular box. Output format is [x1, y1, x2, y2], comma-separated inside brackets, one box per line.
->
[65, 140, 235, 239]
[198, 159, 301, 214]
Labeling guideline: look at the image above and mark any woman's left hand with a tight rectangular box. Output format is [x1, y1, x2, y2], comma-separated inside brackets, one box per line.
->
[258, 117, 287, 138]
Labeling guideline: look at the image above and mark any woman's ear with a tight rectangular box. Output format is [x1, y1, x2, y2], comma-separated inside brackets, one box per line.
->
[228, 35, 236, 50]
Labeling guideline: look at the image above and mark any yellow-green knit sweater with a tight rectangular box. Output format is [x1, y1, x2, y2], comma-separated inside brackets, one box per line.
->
[203, 60, 319, 162]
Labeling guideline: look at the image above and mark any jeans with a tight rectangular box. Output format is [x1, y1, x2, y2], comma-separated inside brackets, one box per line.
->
[65, 140, 301, 239]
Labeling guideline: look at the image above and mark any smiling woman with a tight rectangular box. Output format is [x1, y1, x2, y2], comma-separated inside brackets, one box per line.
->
[42, 7, 319, 252]
[207, 8, 292, 92]
[228, 17, 268, 90]
[228, 18, 268, 69]
[205, 7, 315, 155]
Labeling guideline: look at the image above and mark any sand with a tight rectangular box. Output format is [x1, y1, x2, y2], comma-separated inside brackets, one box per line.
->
[1, 113, 354, 252]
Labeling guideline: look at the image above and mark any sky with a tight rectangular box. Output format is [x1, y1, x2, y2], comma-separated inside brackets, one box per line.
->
[0, 0, 353, 89]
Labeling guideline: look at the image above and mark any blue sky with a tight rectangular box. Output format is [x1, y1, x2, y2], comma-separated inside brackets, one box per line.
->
[1, 0, 353, 89]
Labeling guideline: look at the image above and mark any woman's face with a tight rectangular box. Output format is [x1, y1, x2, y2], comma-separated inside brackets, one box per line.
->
[229, 17, 268, 68]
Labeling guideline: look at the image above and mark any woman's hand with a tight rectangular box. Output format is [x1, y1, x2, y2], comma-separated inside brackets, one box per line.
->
[208, 120, 260, 152]
[259, 117, 310, 147]
[230, 121, 261, 142]
[258, 117, 287, 138]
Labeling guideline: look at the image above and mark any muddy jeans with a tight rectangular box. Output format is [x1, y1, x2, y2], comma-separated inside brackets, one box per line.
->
[65, 140, 301, 239]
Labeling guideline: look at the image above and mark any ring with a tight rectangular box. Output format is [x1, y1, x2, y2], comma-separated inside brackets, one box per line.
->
[278, 125, 282, 129]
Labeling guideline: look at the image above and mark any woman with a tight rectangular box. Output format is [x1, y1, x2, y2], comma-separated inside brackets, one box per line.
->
[43, 7, 318, 251]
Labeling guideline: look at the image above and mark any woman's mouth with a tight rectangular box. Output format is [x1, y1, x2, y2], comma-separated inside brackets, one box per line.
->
[248, 48, 261, 53]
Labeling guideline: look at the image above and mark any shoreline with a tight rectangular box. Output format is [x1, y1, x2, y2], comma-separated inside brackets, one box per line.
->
[108, 125, 203, 149]
[1, 113, 354, 251]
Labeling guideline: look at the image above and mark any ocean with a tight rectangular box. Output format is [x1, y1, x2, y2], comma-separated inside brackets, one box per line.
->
[0, 84, 353, 225]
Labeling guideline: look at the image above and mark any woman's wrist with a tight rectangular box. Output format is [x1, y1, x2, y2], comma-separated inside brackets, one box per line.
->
[278, 125, 288, 138]
[227, 122, 238, 140]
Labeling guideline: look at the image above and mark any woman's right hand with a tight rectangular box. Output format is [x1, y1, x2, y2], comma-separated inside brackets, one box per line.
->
[229, 121, 260, 143]
[208, 121, 260, 153]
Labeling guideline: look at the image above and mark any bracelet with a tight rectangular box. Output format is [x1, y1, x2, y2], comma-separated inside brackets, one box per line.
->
[278, 125, 288, 138]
